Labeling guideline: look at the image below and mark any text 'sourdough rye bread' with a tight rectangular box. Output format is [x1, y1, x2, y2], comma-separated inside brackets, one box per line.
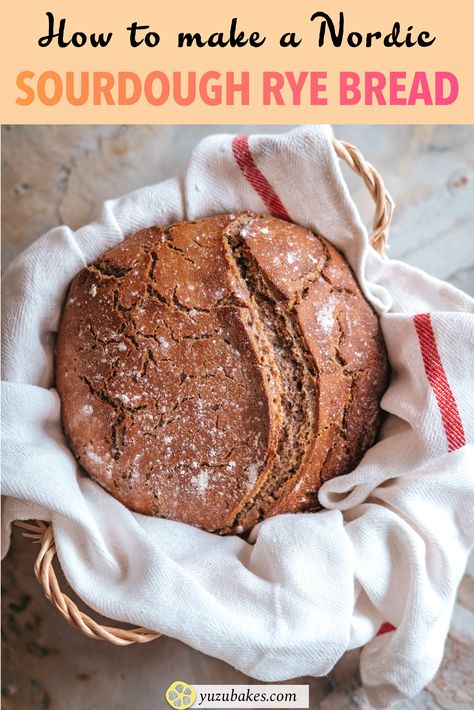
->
[57, 213, 389, 533]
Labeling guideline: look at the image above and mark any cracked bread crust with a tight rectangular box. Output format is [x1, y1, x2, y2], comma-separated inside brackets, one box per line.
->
[56, 213, 388, 534]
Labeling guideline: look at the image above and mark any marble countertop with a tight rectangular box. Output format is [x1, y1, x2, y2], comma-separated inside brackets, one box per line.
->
[2, 125, 473, 710]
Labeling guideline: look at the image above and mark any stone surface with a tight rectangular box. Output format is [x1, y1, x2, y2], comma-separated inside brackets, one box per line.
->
[2, 125, 473, 709]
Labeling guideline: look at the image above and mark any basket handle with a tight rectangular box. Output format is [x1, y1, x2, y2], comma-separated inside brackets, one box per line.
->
[15, 520, 160, 645]
[15, 137, 394, 646]
[332, 138, 395, 256]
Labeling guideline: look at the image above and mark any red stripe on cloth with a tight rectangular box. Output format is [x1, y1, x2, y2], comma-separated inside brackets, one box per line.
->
[377, 622, 396, 636]
[231, 135, 290, 220]
[414, 313, 466, 452]
[359, 622, 396, 653]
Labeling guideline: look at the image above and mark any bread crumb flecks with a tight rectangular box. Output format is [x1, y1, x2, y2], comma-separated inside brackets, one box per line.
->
[89, 284, 97, 297]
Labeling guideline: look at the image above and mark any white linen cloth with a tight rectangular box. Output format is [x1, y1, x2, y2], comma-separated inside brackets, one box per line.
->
[2, 125, 473, 708]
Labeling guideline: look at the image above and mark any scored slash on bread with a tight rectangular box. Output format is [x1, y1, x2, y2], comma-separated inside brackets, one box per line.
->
[56, 213, 388, 534]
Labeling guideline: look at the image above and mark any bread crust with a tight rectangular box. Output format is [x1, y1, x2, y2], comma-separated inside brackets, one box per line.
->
[56, 213, 388, 533]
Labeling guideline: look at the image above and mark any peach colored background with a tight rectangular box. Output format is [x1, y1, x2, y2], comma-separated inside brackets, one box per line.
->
[1, 0, 473, 123]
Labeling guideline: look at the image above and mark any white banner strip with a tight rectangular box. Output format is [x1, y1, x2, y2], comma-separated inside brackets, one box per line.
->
[191, 684, 309, 709]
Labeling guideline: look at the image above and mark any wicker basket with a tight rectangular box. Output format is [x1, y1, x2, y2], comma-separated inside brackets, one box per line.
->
[15, 136, 395, 646]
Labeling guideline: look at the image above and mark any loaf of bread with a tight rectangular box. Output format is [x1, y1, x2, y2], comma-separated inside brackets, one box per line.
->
[56, 213, 388, 533]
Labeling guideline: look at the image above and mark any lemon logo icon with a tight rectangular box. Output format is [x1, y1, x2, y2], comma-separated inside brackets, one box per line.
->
[165, 680, 196, 708]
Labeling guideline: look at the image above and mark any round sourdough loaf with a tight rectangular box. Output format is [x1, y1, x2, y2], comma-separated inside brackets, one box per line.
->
[56, 213, 388, 533]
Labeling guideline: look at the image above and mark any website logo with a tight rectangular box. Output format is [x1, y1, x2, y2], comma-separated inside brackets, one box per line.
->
[165, 681, 197, 708]
[165, 683, 309, 708]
